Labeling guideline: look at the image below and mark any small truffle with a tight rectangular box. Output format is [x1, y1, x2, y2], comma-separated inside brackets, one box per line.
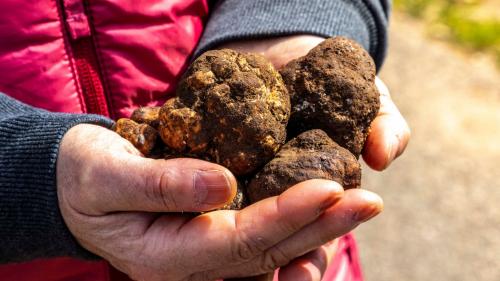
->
[114, 118, 158, 156]
[220, 181, 248, 210]
[131, 106, 161, 129]
[280, 37, 380, 156]
[159, 49, 290, 176]
[247, 130, 361, 203]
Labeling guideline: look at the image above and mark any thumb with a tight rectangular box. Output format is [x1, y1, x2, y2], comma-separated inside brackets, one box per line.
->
[91, 156, 238, 214]
[362, 77, 410, 171]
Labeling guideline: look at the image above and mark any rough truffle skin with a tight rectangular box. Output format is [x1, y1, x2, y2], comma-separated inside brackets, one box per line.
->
[247, 130, 361, 203]
[114, 118, 158, 156]
[159, 49, 290, 176]
[280, 37, 380, 157]
[131, 106, 161, 129]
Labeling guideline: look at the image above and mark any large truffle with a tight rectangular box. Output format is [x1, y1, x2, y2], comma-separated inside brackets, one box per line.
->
[159, 49, 290, 176]
[280, 37, 380, 157]
[247, 130, 361, 203]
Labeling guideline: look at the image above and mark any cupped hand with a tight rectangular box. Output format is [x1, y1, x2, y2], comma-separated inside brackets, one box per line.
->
[57, 124, 382, 281]
[362, 77, 411, 171]
[220, 35, 410, 281]
[274, 77, 409, 281]
[220, 35, 410, 172]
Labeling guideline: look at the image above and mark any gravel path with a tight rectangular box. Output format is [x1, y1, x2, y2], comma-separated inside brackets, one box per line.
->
[355, 13, 500, 281]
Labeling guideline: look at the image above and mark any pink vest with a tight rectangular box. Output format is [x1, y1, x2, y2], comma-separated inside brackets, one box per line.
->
[0, 1, 362, 280]
[0, 0, 208, 119]
[0, 1, 208, 280]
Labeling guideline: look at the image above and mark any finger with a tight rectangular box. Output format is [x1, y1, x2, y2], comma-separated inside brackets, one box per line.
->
[226, 273, 275, 281]
[362, 78, 411, 171]
[86, 157, 238, 214]
[177, 179, 344, 275]
[278, 240, 338, 281]
[272, 189, 382, 256]
[210, 189, 382, 278]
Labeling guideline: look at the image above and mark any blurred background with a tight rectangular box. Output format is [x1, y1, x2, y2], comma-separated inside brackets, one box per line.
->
[355, 0, 500, 280]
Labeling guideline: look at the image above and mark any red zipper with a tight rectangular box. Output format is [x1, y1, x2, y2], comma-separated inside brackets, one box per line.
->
[61, 0, 111, 117]
[71, 37, 110, 117]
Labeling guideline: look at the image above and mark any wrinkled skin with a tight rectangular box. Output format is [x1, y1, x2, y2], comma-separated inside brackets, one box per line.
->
[59, 125, 384, 281]
[281, 37, 380, 157]
[159, 49, 290, 176]
[247, 130, 361, 203]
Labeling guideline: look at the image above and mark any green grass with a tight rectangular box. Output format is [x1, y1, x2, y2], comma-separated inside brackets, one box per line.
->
[394, 0, 435, 17]
[394, 0, 500, 65]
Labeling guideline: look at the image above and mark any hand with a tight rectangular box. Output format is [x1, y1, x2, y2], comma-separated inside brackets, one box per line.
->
[362, 77, 411, 171]
[57, 124, 382, 281]
[275, 78, 410, 281]
[220, 35, 410, 280]
[220, 36, 410, 171]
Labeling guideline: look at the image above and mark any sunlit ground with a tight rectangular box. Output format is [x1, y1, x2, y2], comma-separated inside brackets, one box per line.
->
[394, 0, 500, 66]
[355, 10, 500, 281]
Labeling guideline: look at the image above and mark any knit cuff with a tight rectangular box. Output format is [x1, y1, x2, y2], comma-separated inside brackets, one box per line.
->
[0, 96, 113, 262]
[197, 0, 389, 69]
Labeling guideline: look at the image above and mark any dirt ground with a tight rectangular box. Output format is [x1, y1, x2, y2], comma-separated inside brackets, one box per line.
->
[355, 13, 500, 281]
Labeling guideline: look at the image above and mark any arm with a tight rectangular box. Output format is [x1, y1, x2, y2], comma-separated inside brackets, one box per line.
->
[198, 0, 390, 70]
[0, 93, 113, 262]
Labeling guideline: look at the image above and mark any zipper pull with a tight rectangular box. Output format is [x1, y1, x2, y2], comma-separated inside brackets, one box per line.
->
[63, 0, 91, 40]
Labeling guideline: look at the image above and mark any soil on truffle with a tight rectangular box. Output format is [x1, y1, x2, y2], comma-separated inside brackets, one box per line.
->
[131, 106, 161, 129]
[247, 129, 361, 203]
[159, 49, 290, 176]
[280, 37, 380, 157]
[114, 118, 158, 156]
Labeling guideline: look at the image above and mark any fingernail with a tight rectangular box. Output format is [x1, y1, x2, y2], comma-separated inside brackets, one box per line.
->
[386, 135, 400, 165]
[353, 205, 380, 222]
[317, 194, 342, 215]
[194, 170, 233, 206]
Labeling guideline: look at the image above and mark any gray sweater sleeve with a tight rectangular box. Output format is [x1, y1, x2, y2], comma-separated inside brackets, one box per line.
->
[0, 93, 112, 263]
[196, 0, 390, 69]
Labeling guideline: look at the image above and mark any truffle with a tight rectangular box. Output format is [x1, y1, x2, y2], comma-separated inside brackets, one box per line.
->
[280, 37, 380, 156]
[247, 130, 361, 203]
[131, 106, 161, 129]
[113, 118, 158, 156]
[159, 49, 290, 176]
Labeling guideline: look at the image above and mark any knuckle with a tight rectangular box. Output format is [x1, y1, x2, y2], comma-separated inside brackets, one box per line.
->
[260, 245, 292, 272]
[232, 214, 271, 261]
[232, 232, 268, 261]
[146, 168, 180, 210]
[186, 271, 212, 281]
[274, 196, 303, 233]
[72, 160, 108, 210]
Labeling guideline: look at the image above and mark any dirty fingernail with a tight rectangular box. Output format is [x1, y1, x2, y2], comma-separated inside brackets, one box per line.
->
[353, 204, 381, 222]
[194, 170, 234, 206]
